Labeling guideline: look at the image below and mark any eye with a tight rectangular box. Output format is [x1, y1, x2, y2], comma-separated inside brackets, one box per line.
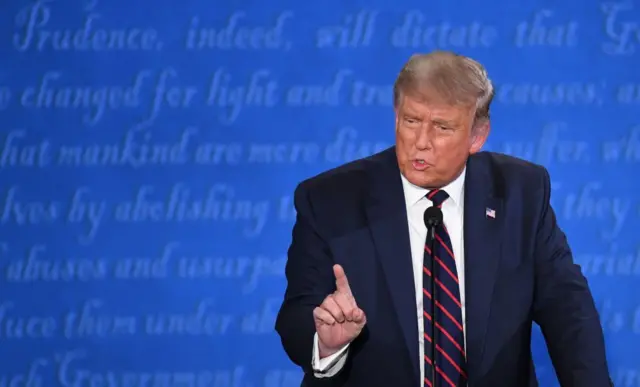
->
[404, 117, 421, 125]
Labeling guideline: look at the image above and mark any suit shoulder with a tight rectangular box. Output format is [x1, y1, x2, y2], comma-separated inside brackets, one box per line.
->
[295, 148, 390, 198]
[480, 151, 549, 185]
[298, 157, 368, 192]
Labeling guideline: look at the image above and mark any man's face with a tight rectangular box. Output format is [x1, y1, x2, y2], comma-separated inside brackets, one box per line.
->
[395, 94, 489, 188]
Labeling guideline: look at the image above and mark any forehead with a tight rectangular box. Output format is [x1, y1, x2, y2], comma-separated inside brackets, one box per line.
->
[398, 94, 473, 122]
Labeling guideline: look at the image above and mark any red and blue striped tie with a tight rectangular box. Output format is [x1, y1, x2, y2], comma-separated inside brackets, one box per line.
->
[423, 189, 467, 387]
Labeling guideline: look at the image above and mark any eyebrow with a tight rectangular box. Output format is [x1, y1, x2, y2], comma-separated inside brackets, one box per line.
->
[432, 117, 457, 126]
[402, 110, 422, 117]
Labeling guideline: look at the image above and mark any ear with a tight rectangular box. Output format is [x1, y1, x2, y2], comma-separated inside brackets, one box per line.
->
[469, 120, 490, 154]
[394, 108, 400, 131]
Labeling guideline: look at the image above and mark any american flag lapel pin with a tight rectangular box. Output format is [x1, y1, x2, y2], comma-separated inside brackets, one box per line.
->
[485, 207, 496, 219]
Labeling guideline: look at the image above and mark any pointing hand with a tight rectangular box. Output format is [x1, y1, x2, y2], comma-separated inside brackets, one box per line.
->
[313, 264, 367, 358]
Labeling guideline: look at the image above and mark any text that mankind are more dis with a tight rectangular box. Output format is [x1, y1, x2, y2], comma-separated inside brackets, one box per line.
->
[9, 0, 640, 54]
[1, 123, 639, 169]
[0, 125, 396, 168]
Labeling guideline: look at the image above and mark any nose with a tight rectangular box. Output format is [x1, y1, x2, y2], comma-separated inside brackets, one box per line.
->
[415, 126, 431, 150]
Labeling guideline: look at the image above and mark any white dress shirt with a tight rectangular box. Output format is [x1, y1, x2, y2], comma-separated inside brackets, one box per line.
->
[311, 169, 468, 385]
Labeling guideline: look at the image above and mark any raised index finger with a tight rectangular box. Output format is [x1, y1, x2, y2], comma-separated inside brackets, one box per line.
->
[333, 264, 352, 295]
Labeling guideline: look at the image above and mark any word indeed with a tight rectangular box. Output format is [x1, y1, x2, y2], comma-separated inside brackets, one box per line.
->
[185, 11, 293, 50]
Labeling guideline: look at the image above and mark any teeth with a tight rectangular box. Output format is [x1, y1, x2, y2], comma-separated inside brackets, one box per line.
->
[417, 160, 425, 164]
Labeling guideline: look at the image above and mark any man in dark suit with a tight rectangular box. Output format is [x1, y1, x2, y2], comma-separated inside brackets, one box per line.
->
[275, 51, 611, 387]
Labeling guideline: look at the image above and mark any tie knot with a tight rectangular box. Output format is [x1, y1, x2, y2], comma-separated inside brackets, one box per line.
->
[426, 189, 449, 207]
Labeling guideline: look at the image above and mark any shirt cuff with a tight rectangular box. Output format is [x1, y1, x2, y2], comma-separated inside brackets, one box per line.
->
[311, 332, 350, 377]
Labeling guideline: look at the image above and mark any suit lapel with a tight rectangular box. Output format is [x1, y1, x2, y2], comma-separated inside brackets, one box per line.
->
[463, 154, 505, 380]
[364, 147, 420, 383]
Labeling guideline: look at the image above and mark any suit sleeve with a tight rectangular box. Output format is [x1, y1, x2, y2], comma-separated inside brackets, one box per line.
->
[274, 182, 347, 379]
[531, 167, 612, 387]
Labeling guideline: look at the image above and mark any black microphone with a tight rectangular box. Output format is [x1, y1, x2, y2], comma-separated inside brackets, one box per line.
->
[424, 206, 443, 386]
[424, 206, 443, 230]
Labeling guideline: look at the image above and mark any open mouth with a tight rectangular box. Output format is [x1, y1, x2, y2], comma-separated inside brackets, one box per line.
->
[412, 159, 431, 170]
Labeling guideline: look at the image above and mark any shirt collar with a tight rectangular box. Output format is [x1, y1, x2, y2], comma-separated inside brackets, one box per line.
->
[400, 166, 466, 208]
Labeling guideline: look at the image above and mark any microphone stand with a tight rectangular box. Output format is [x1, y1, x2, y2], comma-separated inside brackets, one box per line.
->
[427, 224, 439, 387]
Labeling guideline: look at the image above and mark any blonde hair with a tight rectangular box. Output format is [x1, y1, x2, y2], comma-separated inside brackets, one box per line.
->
[393, 51, 494, 123]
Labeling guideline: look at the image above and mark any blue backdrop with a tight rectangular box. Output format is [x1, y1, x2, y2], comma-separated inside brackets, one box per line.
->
[1, 0, 638, 386]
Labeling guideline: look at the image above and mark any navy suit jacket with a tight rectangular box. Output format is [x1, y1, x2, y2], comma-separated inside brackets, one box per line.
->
[275, 147, 611, 387]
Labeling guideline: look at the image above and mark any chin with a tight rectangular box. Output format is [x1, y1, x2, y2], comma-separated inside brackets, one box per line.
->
[403, 169, 436, 188]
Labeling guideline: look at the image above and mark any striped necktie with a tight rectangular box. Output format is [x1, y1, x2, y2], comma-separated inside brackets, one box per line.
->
[423, 189, 467, 387]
